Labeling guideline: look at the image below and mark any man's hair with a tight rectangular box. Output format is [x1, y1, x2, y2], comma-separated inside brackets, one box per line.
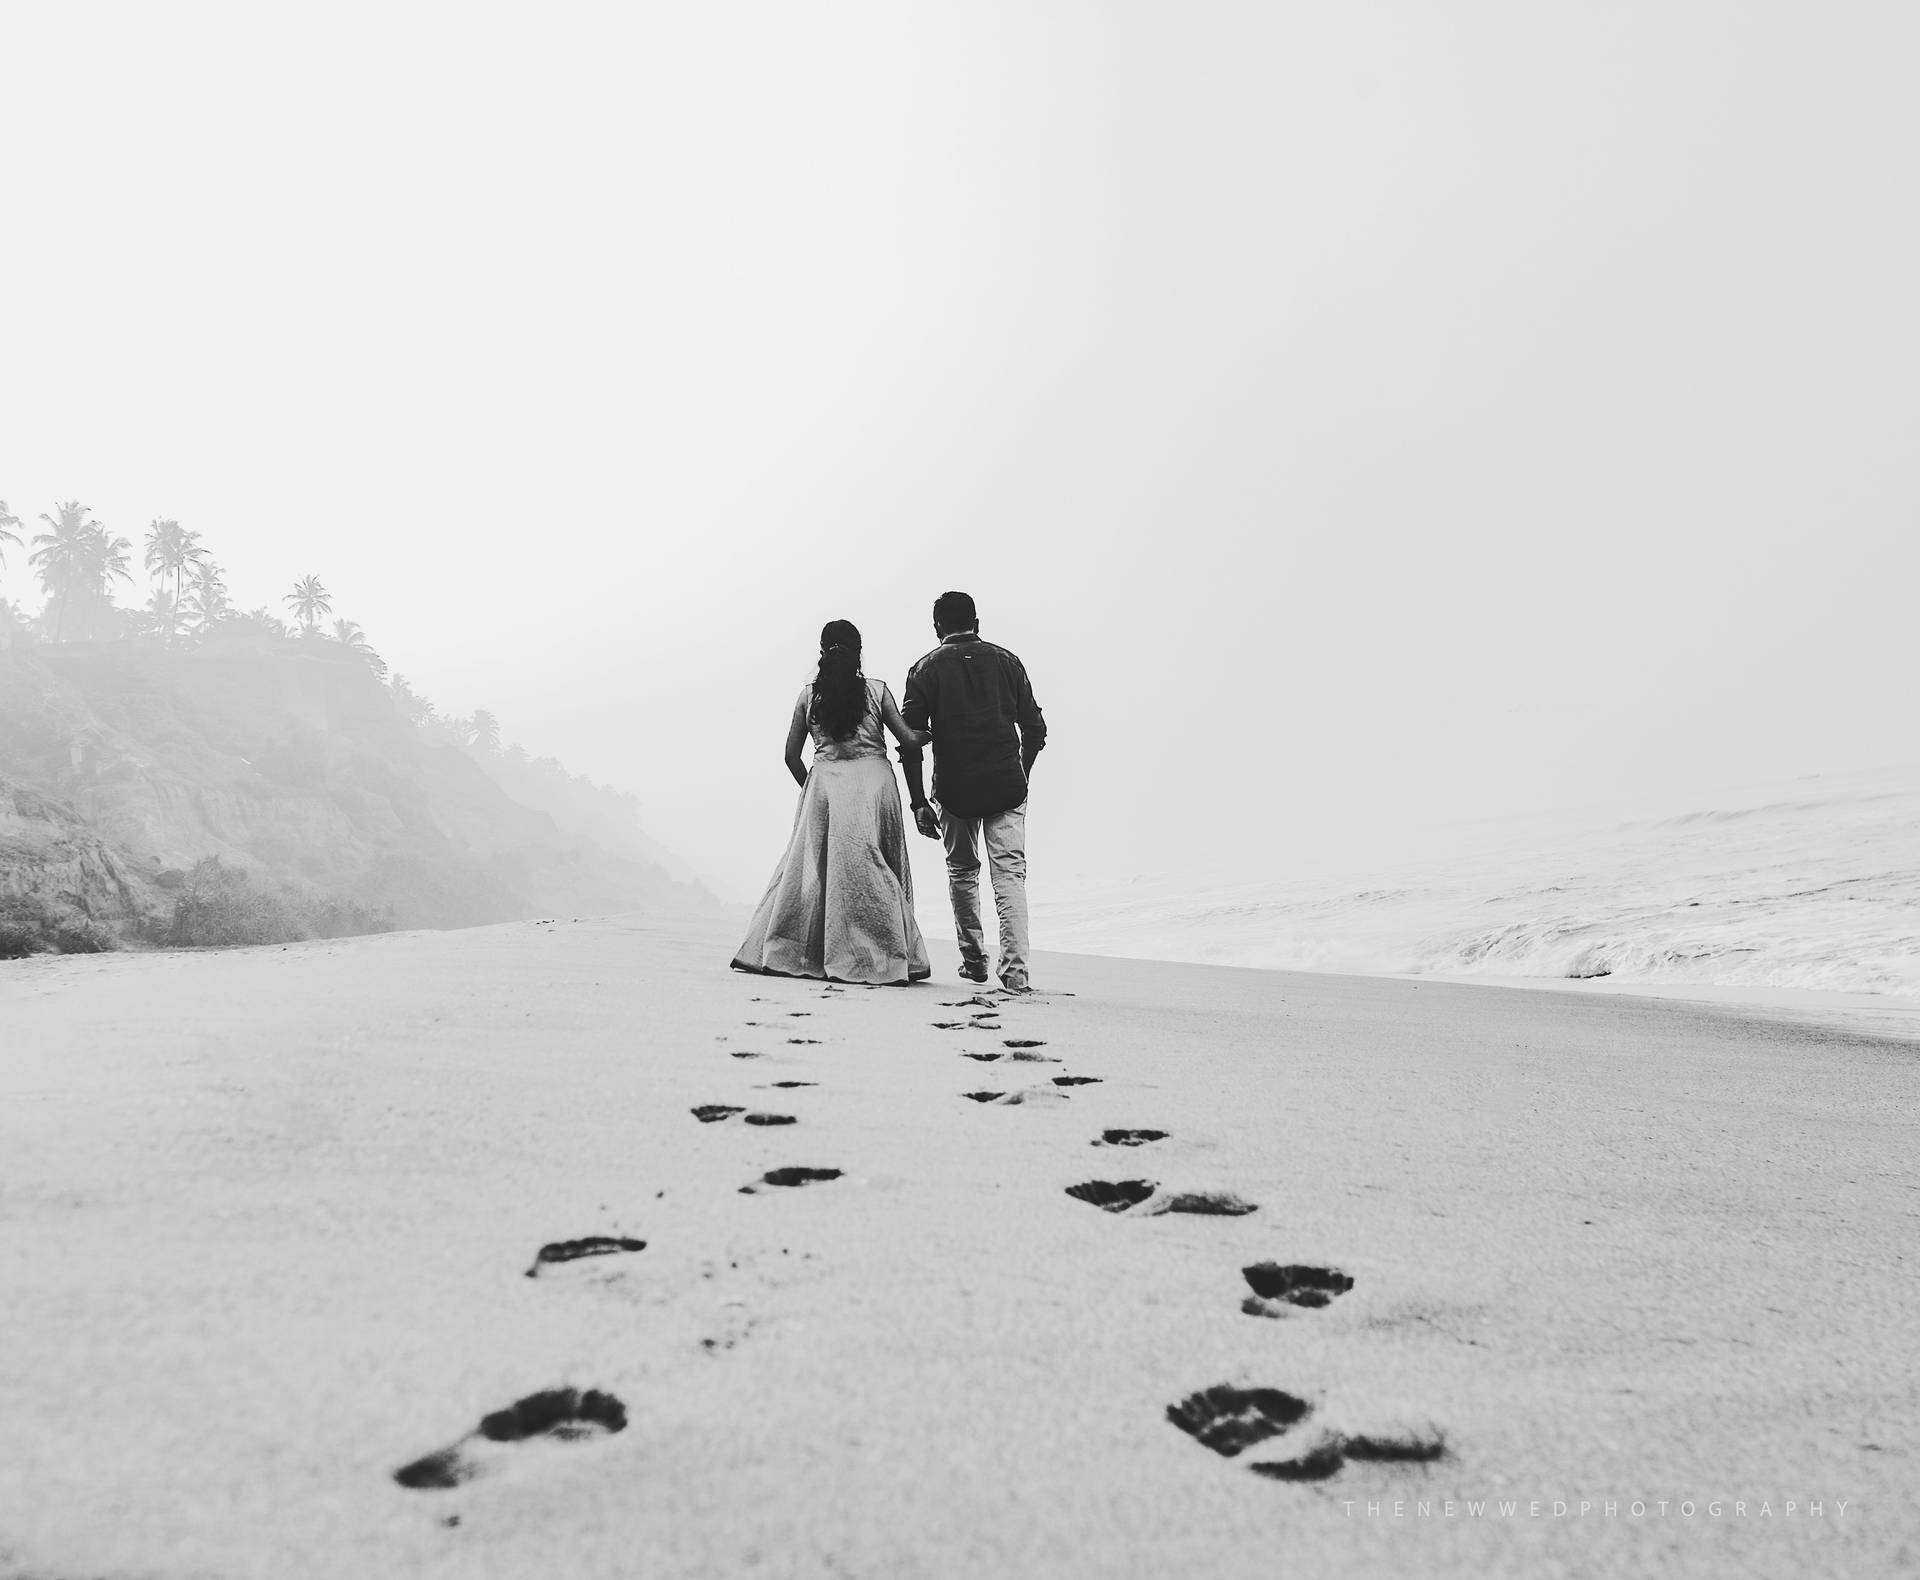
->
[933, 590, 977, 631]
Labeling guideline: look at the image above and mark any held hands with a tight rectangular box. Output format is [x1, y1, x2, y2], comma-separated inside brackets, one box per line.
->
[913, 802, 940, 839]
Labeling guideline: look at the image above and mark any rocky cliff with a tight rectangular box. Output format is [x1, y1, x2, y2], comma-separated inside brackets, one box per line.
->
[0, 774, 158, 947]
[0, 636, 717, 947]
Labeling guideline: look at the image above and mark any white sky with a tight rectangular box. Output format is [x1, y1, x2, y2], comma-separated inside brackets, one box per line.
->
[3, 2, 1915, 900]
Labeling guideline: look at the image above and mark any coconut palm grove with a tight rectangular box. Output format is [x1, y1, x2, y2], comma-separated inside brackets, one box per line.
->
[2, 497, 518, 756]
[0, 496, 705, 959]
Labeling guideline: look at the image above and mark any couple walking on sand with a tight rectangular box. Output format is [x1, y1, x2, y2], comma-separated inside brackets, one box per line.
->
[731, 590, 1047, 991]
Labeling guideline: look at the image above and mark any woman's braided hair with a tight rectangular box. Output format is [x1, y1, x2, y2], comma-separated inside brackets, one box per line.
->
[810, 619, 869, 741]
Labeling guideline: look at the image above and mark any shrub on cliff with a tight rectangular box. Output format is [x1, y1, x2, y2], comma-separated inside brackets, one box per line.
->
[304, 892, 398, 940]
[0, 904, 42, 958]
[162, 857, 394, 948]
[0, 896, 114, 958]
[50, 915, 114, 952]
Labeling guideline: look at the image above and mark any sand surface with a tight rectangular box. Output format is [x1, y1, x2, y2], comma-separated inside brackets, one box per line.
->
[1, 917, 1914, 1578]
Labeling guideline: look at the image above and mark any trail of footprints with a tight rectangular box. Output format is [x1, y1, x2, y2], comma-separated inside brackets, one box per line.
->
[391, 985, 850, 1493]
[943, 1005, 1446, 1485]
[392, 969, 1444, 1501]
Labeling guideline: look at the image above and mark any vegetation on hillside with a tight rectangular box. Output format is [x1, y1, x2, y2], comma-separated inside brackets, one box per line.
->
[0, 494, 636, 829]
[0, 896, 115, 959]
[1, 494, 681, 954]
[160, 858, 396, 949]
[0, 854, 397, 959]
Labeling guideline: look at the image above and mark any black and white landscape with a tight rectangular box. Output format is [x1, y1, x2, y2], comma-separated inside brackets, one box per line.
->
[1, 4, 1913, 1577]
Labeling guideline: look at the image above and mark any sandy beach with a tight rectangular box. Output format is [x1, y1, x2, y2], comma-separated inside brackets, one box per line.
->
[2, 915, 1913, 1579]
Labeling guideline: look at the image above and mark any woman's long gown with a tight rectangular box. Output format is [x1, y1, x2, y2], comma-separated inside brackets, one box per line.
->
[730, 679, 931, 985]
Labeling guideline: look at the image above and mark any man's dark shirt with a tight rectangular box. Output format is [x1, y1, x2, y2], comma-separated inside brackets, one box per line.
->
[900, 632, 1046, 819]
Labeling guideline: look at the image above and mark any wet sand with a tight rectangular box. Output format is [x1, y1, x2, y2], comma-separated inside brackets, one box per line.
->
[1, 915, 1912, 1578]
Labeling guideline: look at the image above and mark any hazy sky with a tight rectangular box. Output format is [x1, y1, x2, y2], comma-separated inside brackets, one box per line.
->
[4, 2, 1915, 899]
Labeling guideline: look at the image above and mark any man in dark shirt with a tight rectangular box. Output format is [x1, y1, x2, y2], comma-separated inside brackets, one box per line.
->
[899, 590, 1047, 990]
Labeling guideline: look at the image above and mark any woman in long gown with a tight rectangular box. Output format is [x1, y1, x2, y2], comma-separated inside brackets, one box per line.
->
[730, 620, 933, 985]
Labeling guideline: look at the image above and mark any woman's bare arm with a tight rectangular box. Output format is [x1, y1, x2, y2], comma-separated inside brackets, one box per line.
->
[880, 685, 929, 749]
[784, 691, 810, 787]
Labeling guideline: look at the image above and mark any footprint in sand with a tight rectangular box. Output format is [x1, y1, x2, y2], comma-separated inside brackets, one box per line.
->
[523, 1237, 647, 1278]
[765, 1080, 817, 1089]
[394, 1388, 627, 1489]
[964, 1052, 1004, 1063]
[1065, 1180, 1258, 1216]
[1167, 1385, 1314, 1458]
[1052, 1076, 1101, 1087]
[1093, 1129, 1168, 1147]
[1152, 1190, 1257, 1216]
[1170, 1389, 1345, 1481]
[787, 1037, 822, 1045]
[1241, 1263, 1354, 1316]
[1167, 1386, 1445, 1480]
[932, 1021, 968, 1030]
[740, 1166, 842, 1193]
[958, 1086, 1067, 1107]
[787, 1012, 812, 1018]
[729, 1050, 764, 1060]
[1064, 1179, 1157, 1212]
[1002, 1039, 1047, 1049]
[692, 1105, 796, 1127]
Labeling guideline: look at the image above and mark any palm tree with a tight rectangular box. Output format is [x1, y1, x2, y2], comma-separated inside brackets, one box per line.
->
[443, 715, 479, 748]
[145, 586, 181, 640]
[329, 617, 388, 678]
[29, 501, 100, 642]
[284, 575, 332, 636]
[469, 709, 502, 752]
[0, 501, 20, 575]
[389, 674, 435, 726]
[31, 502, 133, 642]
[142, 520, 206, 639]
[183, 559, 232, 635]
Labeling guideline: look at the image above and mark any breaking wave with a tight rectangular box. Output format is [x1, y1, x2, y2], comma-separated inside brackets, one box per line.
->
[1033, 770, 1920, 999]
